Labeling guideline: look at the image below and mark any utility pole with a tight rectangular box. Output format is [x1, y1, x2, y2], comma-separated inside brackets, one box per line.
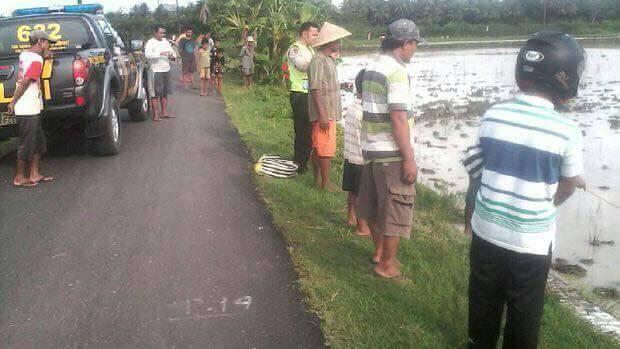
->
[543, 0, 549, 26]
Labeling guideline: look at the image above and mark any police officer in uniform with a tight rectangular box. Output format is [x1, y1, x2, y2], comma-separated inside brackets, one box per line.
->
[287, 22, 319, 173]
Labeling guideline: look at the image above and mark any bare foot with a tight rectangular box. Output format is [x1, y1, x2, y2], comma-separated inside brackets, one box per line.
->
[374, 264, 401, 279]
[325, 183, 339, 193]
[200, 93, 207, 96]
[355, 229, 370, 237]
[348, 218, 357, 227]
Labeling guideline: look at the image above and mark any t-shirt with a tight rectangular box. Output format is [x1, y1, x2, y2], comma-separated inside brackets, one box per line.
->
[470, 95, 584, 255]
[15, 51, 43, 116]
[198, 48, 211, 69]
[361, 53, 414, 163]
[344, 100, 364, 165]
[307, 51, 341, 122]
[144, 38, 174, 73]
[179, 37, 197, 60]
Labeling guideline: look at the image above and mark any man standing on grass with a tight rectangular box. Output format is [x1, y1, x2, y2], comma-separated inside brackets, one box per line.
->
[463, 32, 586, 348]
[287, 22, 319, 174]
[145, 24, 176, 121]
[357, 19, 425, 278]
[7, 30, 55, 187]
[307, 22, 351, 191]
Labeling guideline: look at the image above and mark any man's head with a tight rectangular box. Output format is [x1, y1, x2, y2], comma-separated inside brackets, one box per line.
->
[381, 19, 426, 63]
[298, 22, 319, 46]
[214, 39, 221, 48]
[216, 48, 223, 56]
[319, 40, 342, 56]
[185, 27, 193, 38]
[516, 31, 586, 105]
[153, 24, 166, 41]
[29, 30, 55, 54]
[246, 36, 255, 48]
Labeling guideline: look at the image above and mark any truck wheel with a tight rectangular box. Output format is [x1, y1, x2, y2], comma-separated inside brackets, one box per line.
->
[128, 86, 150, 122]
[90, 96, 122, 156]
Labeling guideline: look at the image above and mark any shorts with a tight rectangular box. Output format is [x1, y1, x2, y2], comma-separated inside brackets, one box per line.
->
[200, 67, 211, 79]
[242, 66, 254, 76]
[311, 121, 336, 158]
[182, 56, 196, 74]
[149, 71, 171, 98]
[342, 160, 363, 196]
[17, 115, 47, 161]
[357, 161, 416, 239]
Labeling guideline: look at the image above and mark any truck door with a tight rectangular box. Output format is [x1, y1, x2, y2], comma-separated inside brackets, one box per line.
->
[94, 18, 129, 104]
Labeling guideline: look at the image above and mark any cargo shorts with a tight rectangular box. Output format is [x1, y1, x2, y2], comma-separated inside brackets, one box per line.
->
[357, 161, 416, 239]
[17, 115, 47, 161]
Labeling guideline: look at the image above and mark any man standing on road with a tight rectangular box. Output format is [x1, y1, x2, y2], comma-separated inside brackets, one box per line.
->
[357, 19, 425, 278]
[7, 30, 55, 187]
[287, 22, 319, 173]
[145, 24, 176, 121]
[177, 27, 198, 88]
[307, 22, 351, 191]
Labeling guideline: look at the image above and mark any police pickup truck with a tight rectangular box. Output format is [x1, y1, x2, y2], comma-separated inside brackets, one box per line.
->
[0, 4, 149, 155]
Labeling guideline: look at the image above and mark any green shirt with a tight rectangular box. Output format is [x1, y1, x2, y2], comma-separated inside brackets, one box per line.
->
[287, 41, 314, 93]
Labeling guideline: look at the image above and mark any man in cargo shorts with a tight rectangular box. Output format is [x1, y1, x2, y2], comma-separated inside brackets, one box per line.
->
[7, 30, 55, 187]
[357, 19, 425, 279]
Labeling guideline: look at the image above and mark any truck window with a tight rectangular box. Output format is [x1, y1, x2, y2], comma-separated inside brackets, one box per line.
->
[0, 18, 93, 57]
[95, 18, 125, 50]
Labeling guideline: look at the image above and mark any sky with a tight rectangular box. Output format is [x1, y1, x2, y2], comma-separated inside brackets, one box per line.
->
[0, 0, 193, 17]
[1, 0, 343, 17]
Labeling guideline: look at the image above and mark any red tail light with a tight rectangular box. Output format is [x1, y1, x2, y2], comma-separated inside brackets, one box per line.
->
[72, 59, 90, 86]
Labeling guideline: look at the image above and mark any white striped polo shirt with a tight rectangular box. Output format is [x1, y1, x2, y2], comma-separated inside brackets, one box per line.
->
[470, 95, 583, 255]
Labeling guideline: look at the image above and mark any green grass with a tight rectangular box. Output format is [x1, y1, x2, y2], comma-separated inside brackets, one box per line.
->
[221, 78, 619, 348]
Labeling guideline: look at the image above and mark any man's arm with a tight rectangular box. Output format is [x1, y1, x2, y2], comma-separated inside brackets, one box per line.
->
[308, 59, 329, 129]
[554, 175, 585, 206]
[464, 177, 481, 236]
[390, 110, 417, 183]
[288, 46, 311, 72]
[7, 79, 33, 114]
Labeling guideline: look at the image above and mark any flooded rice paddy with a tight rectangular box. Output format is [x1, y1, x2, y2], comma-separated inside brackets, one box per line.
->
[339, 48, 620, 319]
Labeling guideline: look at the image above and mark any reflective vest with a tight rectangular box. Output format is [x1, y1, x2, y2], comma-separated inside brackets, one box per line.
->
[287, 41, 314, 93]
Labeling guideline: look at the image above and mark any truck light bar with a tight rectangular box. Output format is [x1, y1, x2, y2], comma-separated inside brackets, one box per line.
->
[13, 4, 104, 16]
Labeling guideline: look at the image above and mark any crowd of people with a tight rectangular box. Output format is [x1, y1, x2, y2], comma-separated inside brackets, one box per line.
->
[5, 16, 588, 348]
[286, 19, 587, 349]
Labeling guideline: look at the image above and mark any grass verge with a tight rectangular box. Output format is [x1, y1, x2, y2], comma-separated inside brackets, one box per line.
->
[222, 78, 619, 348]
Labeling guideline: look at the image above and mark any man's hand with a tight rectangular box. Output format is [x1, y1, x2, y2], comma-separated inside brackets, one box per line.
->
[43, 50, 53, 59]
[6, 101, 15, 115]
[402, 158, 418, 184]
[319, 118, 330, 130]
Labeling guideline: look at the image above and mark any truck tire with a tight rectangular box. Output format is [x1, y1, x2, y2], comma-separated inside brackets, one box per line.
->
[128, 85, 150, 122]
[90, 96, 122, 156]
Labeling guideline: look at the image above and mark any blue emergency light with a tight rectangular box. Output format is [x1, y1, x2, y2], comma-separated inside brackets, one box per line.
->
[13, 4, 103, 16]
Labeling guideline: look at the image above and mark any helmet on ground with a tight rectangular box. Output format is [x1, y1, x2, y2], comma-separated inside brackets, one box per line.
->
[516, 31, 586, 101]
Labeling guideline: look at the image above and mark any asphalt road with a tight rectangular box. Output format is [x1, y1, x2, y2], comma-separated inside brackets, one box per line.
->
[0, 80, 324, 348]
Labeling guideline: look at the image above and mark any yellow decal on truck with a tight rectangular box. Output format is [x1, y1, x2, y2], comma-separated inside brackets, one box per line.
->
[0, 84, 12, 104]
[17, 23, 62, 42]
[0, 59, 54, 103]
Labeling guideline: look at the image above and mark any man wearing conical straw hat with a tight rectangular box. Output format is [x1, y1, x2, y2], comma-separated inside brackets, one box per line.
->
[307, 22, 351, 191]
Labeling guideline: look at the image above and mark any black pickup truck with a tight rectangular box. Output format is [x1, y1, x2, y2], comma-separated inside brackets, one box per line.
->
[0, 5, 149, 155]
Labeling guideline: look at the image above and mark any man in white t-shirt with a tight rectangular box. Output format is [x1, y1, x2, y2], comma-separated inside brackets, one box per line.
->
[7, 30, 55, 188]
[145, 24, 176, 121]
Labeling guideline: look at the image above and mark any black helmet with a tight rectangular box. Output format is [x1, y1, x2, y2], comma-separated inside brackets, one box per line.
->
[516, 31, 586, 101]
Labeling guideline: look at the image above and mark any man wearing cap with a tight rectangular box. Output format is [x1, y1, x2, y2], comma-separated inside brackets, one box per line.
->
[287, 22, 319, 173]
[7, 30, 56, 187]
[307, 22, 351, 191]
[357, 19, 426, 278]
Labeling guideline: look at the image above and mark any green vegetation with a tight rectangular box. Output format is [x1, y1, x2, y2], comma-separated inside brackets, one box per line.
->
[221, 77, 619, 348]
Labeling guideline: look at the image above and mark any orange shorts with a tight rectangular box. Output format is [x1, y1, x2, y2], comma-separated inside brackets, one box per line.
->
[312, 121, 337, 158]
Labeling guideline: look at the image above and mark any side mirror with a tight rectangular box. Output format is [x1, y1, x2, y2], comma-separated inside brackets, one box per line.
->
[130, 39, 144, 52]
[112, 46, 122, 56]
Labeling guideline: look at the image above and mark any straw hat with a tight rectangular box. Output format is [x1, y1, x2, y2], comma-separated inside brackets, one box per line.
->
[313, 22, 351, 48]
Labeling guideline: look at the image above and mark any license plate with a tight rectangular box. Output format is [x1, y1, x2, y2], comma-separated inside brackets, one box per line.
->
[1, 112, 16, 126]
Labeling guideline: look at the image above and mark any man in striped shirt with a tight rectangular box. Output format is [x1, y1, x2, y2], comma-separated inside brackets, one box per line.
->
[357, 19, 426, 279]
[464, 32, 586, 348]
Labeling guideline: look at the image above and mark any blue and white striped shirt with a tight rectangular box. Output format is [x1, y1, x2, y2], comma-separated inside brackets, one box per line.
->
[470, 95, 583, 255]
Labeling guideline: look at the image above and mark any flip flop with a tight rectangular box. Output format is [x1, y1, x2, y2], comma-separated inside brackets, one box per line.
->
[162, 115, 176, 119]
[153, 117, 162, 122]
[33, 176, 54, 183]
[14, 180, 38, 188]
